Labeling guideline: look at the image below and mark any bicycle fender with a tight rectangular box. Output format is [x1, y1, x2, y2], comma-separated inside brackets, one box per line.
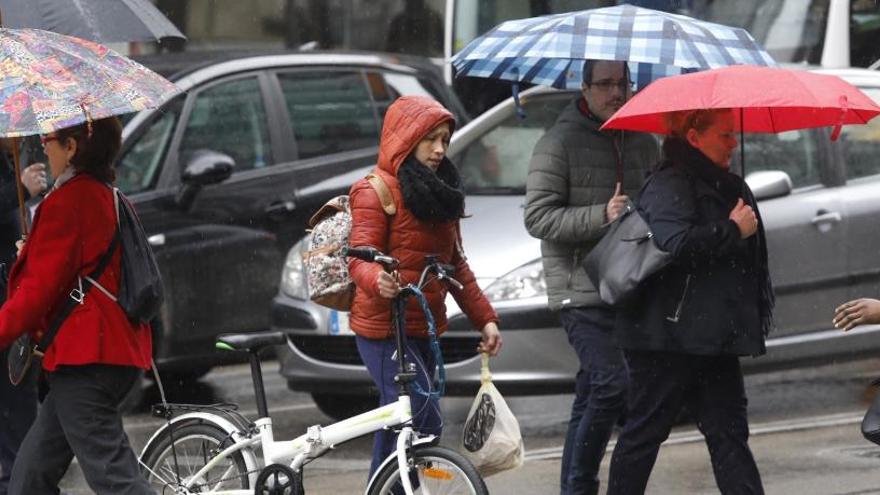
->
[139, 412, 261, 484]
[364, 435, 439, 495]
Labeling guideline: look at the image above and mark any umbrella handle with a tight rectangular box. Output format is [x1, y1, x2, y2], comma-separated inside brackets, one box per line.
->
[512, 82, 526, 120]
[11, 137, 29, 237]
[830, 95, 849, 142]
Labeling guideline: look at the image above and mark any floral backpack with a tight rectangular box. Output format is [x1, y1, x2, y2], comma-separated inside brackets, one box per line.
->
[304, 173, 395, 311]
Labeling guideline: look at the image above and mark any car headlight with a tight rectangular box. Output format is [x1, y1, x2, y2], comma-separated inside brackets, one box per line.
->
[483, 259, 546, 302]
[280, 235, 309, 299]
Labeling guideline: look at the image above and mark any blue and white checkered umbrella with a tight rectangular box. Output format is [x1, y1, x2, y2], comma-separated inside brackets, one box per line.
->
[451, 4, 776, 90]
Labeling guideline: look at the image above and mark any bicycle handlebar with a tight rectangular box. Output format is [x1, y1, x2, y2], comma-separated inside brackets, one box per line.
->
[344, 248, 463, 290]
[342, 246, 398, 272]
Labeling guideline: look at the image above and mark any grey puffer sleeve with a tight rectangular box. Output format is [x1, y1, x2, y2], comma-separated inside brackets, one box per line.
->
[524, 134, 607, 243]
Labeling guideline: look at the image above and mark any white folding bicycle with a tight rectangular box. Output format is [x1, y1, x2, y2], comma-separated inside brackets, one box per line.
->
[138, 248, 488, 495]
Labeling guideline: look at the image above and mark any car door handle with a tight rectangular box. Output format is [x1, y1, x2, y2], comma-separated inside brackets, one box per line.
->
[148, 233, 166, 246]
[264, 200, 296, 215]
[811, 210, 841, 225]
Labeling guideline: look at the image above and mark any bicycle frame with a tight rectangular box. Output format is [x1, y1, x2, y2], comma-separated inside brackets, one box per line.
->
[144, 397, 417, 494]
[142, 253, 454, 495]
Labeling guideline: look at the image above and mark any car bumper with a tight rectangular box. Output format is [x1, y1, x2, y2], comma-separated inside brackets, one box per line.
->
[271, 293, 579, 396]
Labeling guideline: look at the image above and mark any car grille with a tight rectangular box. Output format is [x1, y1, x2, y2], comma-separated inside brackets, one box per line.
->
[288, 335, 481, 365]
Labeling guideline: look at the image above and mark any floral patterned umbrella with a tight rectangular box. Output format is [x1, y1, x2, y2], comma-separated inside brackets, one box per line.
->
[0, 27, 179, 235]
[0, 27, 179, 137]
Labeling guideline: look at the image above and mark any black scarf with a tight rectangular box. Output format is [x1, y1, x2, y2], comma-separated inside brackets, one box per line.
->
[397, 156, 465, 223]
[663, 138, 776, 337]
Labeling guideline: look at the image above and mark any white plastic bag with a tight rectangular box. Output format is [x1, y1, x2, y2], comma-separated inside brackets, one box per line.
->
[461, 353, 524, 477]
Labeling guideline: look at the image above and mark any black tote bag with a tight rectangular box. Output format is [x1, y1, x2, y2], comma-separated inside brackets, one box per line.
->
[583, 203, 672, 306]
[861, 378, 880, 445]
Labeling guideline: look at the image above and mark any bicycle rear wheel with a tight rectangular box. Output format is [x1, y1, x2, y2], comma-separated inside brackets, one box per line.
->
[140, 421, 250, 493]
[368, 445, 488, 495]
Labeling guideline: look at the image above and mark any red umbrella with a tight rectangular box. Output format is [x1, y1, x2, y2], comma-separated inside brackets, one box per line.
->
[601, 65, 880, 139]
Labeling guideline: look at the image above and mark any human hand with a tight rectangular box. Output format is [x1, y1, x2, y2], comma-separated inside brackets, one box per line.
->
[15, 239, 24, 257]
[376, 270, 400, 299]
[729, 198, 757, 239]
[605, 182, 629, 223]
[21, 162, 47, 197]
[833, 298, 880, 331]
[477, 322, 502, 356]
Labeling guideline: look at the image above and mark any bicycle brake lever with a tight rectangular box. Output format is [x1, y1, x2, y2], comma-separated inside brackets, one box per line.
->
[438, 272, 464, 290]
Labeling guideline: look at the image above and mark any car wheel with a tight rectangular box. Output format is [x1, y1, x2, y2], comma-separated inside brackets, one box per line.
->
[311, 392, 377, 421]
[149, 366, 214, 386]
[119, 369, 146, 414]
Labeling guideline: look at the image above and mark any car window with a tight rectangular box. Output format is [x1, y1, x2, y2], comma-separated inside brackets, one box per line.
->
[852, 0, 880, 67]
[116, 100, 182, 194]
[739, 129, 821, 188]
[840, 88, 880, 180]
[365, 71, 445, 122]
[179, 77, 273, 173]
[278, 71, 379, 160]
[455, 95, 570, 194]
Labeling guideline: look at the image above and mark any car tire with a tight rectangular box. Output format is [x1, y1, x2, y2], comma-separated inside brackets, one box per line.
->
[148, 366, 214, 385]
[119, 369, 146, 414]
[311, 392, 377, 421]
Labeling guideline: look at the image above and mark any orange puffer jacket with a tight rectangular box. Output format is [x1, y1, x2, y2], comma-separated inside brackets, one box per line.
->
[347, 96, 498, 339]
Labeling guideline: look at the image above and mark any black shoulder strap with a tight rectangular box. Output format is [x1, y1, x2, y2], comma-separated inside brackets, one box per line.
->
[36, 229, 120, 353]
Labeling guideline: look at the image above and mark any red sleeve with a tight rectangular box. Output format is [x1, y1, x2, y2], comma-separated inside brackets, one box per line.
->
[449, 222, 499, 331]
[0, 195, 82, 349]
[347, 180, 389, 297]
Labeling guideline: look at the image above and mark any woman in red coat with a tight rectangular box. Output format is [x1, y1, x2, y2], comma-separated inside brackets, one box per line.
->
[348, 95, 502, 478]
[0, 117, 154, 494]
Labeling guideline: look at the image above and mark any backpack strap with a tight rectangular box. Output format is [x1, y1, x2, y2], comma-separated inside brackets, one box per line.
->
[366, 173, 396, 215]
[35, 229, 120, 354]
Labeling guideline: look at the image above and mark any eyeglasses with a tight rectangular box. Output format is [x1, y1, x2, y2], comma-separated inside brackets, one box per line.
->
[588, 79, 634, 93]
[39, 135, 60, 146]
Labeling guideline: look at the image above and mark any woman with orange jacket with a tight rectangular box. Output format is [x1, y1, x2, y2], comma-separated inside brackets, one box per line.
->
[348, 95, 502, 477]
[0, 117, 153, 494]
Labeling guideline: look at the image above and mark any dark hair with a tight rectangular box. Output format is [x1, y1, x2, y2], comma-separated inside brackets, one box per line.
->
[55, 116, 122, 184]
[582, 59, 631, 85]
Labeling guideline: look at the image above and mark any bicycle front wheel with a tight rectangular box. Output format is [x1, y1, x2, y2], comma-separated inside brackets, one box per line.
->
[369, 446, 488, 495]
[140, 421, 251, 493]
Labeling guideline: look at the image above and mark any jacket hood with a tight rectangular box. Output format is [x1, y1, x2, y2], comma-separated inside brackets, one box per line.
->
[377, 96, 455, 176]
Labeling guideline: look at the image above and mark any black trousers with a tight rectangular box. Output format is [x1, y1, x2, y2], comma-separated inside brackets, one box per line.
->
[607, 351, 764, 495]
[0, 351, 38, 495]
[8, 364, 153, 495]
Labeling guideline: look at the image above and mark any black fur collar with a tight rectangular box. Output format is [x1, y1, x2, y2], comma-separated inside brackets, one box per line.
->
[397, 156, 465, 223]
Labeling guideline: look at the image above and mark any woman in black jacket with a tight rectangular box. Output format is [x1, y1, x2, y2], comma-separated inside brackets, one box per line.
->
[607, 109, 773, 495]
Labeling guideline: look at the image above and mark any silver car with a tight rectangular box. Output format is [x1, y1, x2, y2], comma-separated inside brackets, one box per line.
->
[272, 66, 880, 420]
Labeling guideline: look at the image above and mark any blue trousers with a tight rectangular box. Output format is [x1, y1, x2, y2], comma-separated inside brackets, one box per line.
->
[559, 307, 629, 495]
[0, 350, 37, 495]
[356, 336, 442, 478]
[607, 352, 764, 495]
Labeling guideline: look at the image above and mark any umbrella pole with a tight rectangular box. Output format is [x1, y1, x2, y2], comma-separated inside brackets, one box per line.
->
[740, 107, 745, 179]
[11, 137, 29, 237]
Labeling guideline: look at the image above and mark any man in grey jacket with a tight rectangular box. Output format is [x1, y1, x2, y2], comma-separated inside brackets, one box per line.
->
[524, 59, 659, 495]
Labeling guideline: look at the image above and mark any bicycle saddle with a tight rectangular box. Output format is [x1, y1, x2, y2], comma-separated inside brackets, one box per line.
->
[216, 331, 286, 353]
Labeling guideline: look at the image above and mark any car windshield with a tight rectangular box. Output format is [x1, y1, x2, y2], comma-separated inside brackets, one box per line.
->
[454, 92, 571, 195]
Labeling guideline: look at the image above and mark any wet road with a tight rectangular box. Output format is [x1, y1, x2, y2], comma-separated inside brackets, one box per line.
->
[59, 356, 880, 493]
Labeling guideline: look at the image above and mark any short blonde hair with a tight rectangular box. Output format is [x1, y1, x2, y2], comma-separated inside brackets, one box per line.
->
[664, 109, 731, 138]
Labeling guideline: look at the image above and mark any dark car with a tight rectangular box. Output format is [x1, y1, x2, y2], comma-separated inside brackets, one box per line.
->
[117, 50, 468, 380]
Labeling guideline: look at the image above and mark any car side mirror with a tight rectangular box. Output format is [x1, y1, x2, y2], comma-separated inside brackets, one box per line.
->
[745, 170, 793, 201]
[176, 150, 235, 208]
